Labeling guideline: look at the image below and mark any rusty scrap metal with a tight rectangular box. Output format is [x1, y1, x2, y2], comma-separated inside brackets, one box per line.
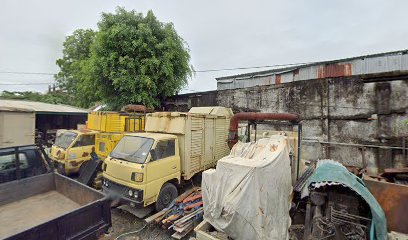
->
[364, 176, 408, 233]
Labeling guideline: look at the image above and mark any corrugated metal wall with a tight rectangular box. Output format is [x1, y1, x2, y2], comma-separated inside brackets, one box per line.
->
[217, 51, 408, 90]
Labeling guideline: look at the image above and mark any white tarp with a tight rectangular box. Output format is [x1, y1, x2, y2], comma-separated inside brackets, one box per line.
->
[202, 135, 292, 240]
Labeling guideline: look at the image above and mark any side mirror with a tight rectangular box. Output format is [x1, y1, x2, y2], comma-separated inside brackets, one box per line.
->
[149, 149, 157, 161]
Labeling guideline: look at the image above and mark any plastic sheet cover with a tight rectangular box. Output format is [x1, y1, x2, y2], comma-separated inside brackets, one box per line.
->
[202, 135, 292, 240]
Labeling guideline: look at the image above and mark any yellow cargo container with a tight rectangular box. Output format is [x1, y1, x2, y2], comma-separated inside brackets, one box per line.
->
[87, 111, 145, 133]
[88, 111, 145, 159]
[95, 132, 123, 160]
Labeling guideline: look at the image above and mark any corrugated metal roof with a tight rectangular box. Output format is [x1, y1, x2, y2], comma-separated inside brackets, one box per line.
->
[0, 100, 87, 114]
[216, 49, 408, 90]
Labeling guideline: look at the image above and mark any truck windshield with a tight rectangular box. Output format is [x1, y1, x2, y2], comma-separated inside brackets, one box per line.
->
[54, 132, 77, 149]
[110, 136, 154, 164]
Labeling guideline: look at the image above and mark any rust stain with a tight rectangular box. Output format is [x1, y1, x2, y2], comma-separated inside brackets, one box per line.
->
[292, 69, 299, 80]
[364, 177, 408, 233]
[82, 152, 89, 157]
[275, 74, 281, 84]
[269, 144, 278, 152]
[317, 63, 352, 79]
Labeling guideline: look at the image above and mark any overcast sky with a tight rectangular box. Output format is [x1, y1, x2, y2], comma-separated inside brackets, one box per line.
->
[1, 0, 408, 93]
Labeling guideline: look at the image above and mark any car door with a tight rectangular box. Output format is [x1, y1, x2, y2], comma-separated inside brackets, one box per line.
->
[20, 149, 47, 178]
[145, 139, 180, 203]
[0, 151, 28, 184]
[68, 134, 95, 163]
[79, 134, 95, 159]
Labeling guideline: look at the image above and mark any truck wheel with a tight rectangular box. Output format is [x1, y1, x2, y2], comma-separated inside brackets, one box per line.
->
[79, 160, 90, 176]
[155, 183, 178, 212]
[57, 163, 66, 175]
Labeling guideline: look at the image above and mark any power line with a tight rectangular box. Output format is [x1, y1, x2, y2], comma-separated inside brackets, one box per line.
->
[0, 71, 54, 76]
[0, 61, 314, 76]
[192, 62, 312, 73]
[0, 82, 55, 86]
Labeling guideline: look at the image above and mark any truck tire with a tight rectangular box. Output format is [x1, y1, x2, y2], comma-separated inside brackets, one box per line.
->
[155, 183, 178, 212]
[56, 163, 66, 175]
[79, 160, 90, 176]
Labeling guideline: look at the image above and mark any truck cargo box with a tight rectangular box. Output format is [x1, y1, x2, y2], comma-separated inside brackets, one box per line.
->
[0, 173, 111, 240]
[87, 111, 144, 133]
[145, 107, 233, 180]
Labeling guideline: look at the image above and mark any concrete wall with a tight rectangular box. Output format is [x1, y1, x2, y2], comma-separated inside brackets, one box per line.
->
[166, 77, 408, 174]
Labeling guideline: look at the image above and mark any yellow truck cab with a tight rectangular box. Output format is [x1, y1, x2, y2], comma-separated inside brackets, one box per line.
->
[102, 107, 233, 211]
[50, 129, 97, 175]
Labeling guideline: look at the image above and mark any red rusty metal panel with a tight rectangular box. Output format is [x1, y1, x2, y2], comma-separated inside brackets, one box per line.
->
[275, 74, 281, 84]
[292, 69, 300, 81]
[364, 177, 408, 233]
[317, 63, 352, 79]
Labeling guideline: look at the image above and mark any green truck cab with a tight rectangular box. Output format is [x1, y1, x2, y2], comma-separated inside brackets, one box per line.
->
[102, 107, 233, 211]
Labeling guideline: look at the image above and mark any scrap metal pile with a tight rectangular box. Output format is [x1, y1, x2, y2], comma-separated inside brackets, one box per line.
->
[145, 187, 203, 239]
[290, 160, 388, 240]
[301, 187, 372, 240]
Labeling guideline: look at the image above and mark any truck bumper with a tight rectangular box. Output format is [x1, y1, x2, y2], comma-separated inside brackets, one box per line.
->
[102, 178, 144, 208]
[52, 159, 82, 175]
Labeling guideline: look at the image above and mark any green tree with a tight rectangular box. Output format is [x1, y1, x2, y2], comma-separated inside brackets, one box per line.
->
[56, 8, 192, 109]
[0, 91, 73, 105]
[55, 29, 97, 107]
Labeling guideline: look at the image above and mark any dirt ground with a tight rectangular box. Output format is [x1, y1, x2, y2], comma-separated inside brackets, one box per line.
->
[98, 177, 200, 240]
[100, 199, 198, 240]
[100, 208, 175, 240]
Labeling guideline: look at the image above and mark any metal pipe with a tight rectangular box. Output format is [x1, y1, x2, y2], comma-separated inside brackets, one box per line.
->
[303, 139, 408, 150]
[228, 112, 299, 149]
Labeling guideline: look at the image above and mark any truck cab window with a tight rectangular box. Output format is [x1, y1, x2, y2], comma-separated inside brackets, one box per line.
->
[73, 135, 95, 147]
[154, 140, 175, 160]
[0, 153, 28, 171]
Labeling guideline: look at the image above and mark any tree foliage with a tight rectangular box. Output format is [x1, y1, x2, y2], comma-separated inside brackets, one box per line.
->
[56, 8, 192, 109]
[0, 91, 73, 105]
[56, 29, 97, 107]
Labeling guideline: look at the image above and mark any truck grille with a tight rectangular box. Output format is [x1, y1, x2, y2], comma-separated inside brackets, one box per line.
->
[104, 179, 128, 195]
[103, 178, 143, 202]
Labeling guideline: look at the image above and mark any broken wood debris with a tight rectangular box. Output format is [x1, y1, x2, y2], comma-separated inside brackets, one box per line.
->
[145, 187, 203, 239]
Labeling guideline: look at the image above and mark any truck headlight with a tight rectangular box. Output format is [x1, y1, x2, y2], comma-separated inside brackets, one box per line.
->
[131, 172, 143, 182]
[134, 191, 138, 198]
[128, 189, 133, 196]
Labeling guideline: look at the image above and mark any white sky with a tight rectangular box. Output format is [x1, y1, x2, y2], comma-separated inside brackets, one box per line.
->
[1, 0, 408, 93]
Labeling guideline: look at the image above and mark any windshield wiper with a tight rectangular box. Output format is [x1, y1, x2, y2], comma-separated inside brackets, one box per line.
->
[111, 155, 127, 161]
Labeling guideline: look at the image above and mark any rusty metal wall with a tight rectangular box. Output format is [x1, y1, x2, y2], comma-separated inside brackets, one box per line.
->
[364, 177, 408, 234]
[216, 50, 408, 90]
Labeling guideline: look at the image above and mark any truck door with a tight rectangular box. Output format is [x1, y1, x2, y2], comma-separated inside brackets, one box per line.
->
[145, 139, 180, 203]
[68, 134, 95, 164]
[0, 151, 29, 184]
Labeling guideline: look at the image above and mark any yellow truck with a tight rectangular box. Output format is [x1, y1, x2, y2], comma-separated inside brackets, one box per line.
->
[50, 129, 98, 175]
[50, 109, 145, 176]
[101, 107, 233, 211]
